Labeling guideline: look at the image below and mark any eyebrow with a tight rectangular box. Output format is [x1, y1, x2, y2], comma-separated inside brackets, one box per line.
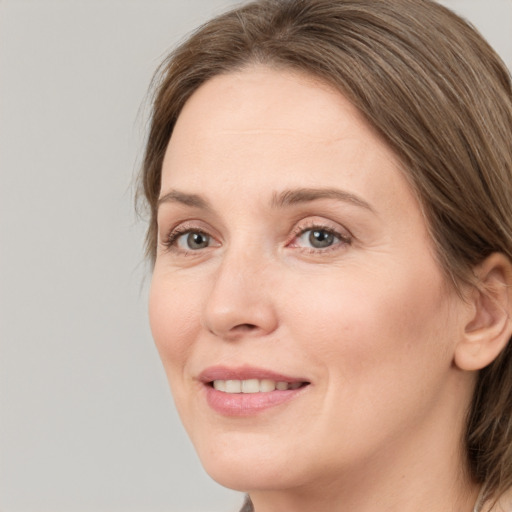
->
[271, 187, 375, 212]
[157, 187, 374, 213]
[157, 190, 212, 211]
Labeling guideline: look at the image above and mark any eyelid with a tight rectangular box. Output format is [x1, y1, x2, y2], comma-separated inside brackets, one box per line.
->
[159, 220, 221, 253]
[158, 217, 352, 255]
[286, 218, 352, 251]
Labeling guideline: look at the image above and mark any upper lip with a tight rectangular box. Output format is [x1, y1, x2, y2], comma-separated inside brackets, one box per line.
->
[198, 365, 309, 384]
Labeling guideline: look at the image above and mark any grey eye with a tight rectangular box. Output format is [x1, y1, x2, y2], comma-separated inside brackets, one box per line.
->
[308, 229, 335, 248]
[296, 228, 339, 249]
[179, 231, 211, 250]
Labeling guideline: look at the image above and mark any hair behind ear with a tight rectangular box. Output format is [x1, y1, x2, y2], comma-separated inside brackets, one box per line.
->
[462, 254, 512, 502]
[467, 340, 512, 503]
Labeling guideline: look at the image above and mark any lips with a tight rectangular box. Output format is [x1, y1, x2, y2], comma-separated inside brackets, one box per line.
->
[213, 379, 305, 393]
[198, 365, 310, 416]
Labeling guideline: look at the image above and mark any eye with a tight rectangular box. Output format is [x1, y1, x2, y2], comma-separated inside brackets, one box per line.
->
[289, 223, 351, 252]
[298, 229, 338, 249]
[164, 227, 218, 253]
[177, 231, 211, 250]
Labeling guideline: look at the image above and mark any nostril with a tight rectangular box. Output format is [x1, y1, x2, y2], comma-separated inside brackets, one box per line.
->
[234, 323, 258, 332]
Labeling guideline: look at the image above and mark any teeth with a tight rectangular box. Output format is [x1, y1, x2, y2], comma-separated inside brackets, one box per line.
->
[213, 379, 226, 392]
[241, 379, 259, 393]
[212, 379, 304, 394]
[225, 380, 241, 393]
[259, 379, 276, 392]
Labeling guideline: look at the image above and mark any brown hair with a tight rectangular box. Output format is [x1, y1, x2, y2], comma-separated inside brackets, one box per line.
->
[138, 0, 512, 504]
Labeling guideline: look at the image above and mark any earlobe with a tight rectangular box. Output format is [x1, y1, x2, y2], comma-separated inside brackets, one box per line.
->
[454, 253, 512, 371]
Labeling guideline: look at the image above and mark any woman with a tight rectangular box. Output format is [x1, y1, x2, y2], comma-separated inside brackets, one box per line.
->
[138, 0, 512, 510]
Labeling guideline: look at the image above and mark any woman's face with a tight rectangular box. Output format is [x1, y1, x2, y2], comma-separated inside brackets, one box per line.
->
[150, 67, 472, 493]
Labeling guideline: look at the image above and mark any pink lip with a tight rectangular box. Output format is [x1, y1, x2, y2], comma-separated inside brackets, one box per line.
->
[198, 365, 310, 417]
[198, 365, 307, 384]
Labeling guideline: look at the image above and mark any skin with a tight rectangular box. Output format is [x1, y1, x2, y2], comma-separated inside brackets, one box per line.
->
[149, 67, 483, 512]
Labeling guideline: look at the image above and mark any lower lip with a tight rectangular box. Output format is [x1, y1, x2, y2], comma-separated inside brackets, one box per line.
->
[204, 385, 307, 416]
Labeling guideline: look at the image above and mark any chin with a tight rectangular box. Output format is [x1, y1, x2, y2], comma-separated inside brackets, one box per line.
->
[203, 457, 301, 492]
[205, 463, 272, 492]
[192, 431, 312, 492]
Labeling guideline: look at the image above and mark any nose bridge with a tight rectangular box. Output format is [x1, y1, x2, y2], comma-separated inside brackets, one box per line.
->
[202, 239, 278, 338]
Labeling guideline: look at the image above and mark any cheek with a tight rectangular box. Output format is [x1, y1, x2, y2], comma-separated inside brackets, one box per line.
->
[148, 272, 201, 375]
[284, 259, 455, 387]
[274, 263, 459, 463]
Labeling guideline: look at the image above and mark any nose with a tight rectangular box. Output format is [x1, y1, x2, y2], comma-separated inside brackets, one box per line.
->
[202, 248, 279, 340]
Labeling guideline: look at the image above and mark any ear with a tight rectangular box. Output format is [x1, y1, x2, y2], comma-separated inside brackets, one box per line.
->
[454, 253, 512, 371]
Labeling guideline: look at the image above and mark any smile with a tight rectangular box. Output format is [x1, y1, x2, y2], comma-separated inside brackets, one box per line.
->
[212, 379, 306, 393]
[199, 366, 311, 416]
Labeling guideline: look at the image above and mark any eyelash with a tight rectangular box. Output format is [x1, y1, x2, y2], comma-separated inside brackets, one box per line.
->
[288, 222, 352, 254]
[161, 221, 352, 255]
[161, 223, 212, 253]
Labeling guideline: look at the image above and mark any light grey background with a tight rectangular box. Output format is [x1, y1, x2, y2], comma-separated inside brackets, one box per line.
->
[0, 1, 511, 511]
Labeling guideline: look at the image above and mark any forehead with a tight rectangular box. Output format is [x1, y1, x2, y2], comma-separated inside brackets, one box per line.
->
[161, 66, 413, 213]
[173, 67, 365, 137]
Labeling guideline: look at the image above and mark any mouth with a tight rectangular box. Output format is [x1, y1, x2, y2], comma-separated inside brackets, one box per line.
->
[199, 366, 311, 416]
[209, 379, 309, 393]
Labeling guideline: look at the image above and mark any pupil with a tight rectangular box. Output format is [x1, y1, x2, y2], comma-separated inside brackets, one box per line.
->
[309, 230, 333, 248]
[187, 232, 209, 249]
